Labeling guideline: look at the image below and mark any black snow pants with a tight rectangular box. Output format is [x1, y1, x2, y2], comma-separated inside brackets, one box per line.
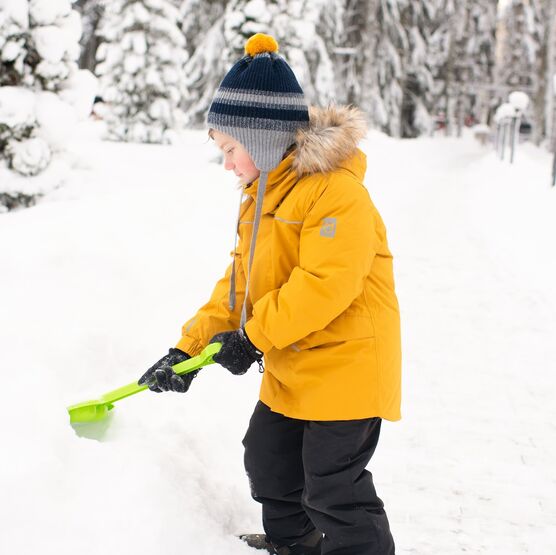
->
[243, 401, 395, 555]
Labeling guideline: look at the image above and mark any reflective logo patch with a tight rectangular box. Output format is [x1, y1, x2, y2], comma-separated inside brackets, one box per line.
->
[320, 217, 337, 238]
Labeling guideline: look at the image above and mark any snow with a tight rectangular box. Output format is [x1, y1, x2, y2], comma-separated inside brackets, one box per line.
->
[0, 123, 555, 553]
[0, 86, 35, 127]
[6, 135, 51, 175]
[508, 90, 530, 111]
[58, 69, 98, 120]
[0, 0, 29, 28]
[0, 152, 68, 194]
[29, 0, 72, 26]
[243, 0, 271, 23]
[1, 38, 23, 61]
[32, 25, 70, 63]
[35, 91, 79, 149]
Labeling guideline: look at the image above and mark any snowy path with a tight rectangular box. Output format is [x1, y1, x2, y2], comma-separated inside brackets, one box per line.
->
[0, 126, 555, 554]
[368, 134, 556, 553]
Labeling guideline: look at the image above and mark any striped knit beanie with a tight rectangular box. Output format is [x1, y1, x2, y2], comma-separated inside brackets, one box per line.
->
[207, 33, 310, 172]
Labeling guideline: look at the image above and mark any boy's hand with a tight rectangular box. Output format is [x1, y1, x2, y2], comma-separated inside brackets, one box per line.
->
[209, 328, 262, 375]
[138, 348, 198, 393]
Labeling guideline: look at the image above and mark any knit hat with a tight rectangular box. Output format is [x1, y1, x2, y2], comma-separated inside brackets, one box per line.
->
[207, 34, 310, 328]
[207, 33, 309, 172]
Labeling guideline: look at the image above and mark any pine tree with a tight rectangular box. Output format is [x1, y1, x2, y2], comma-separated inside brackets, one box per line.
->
[399, 0, 435, 137]
[181, 12, 228, 127]
[466, 0, 497, 124]
[218, 0, 335, 106]
[1, 0, 93, 192]
[362, 0, 407, 138]
[325, 0, 365, 107]
[429, 0, 472, 136]
[179, 0, 225, 57]
[529, 0, 549, 145]
[96, 0, 189, 144]
[498, 0, 547, 144]
[74, 0, 106, 73]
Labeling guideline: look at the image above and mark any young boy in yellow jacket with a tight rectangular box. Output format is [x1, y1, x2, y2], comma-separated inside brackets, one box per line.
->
[139, 34, 401, 555]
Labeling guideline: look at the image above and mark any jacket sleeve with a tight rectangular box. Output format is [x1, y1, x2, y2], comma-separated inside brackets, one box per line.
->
[176, 250, 246, 356]
[244, 175, 378, 352]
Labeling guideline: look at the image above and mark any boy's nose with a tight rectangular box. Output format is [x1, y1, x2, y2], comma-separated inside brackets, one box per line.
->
[224, 159, 234, 171]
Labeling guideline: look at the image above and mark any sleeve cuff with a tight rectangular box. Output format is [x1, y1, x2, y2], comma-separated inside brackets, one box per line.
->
[175, 335, 204, 357]
[244, 318, 274, 354]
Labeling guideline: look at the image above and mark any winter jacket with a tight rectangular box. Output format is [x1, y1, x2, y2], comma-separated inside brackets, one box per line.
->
[176, 105, 401, 421]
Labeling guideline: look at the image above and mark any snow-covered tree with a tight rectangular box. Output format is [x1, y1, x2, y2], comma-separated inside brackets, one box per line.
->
[319, 0, 363, 107]
[399, 0, 436, 137]
[181, 16, 228, 127]
[283, 0, 335, 106]
[499, 0, 538, 89]
[498, 0, 547, 144]
[96, 0, 189, 144]
[428, 0, 469, 135]
[0, 0, 96, 210]
[1, 0, 82, 91]
[179, 0, 225, 57]
[220, 0, 335, 106]
[307, 0, 408, 135]
[430, 0, 498, 133]
[466, 0, 497, 124]
[361, 0, 407, 138]
[74, 0, 106, 72]
[182, 0, 337, 128]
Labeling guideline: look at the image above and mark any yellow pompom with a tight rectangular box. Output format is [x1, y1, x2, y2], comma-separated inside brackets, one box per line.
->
[244, 33, 279, 57]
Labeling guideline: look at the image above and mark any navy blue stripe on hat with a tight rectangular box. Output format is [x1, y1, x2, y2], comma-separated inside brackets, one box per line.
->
[209, 102, 309, 122]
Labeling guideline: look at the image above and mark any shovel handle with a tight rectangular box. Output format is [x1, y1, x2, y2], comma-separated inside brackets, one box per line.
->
[100, 342, 222, 405]
[172, 342, 221, 375]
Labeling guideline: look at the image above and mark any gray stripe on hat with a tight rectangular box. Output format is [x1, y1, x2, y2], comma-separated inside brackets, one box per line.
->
[207, 113, 305, 132]
[214, 88, 308, 107]
[218, 87, 307, 100]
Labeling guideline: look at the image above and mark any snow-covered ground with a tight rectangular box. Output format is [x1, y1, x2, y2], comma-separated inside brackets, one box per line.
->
[1, 121, 555, 554]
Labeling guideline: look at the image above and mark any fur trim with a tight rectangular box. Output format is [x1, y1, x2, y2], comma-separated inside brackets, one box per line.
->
[292, 105, 367, 176]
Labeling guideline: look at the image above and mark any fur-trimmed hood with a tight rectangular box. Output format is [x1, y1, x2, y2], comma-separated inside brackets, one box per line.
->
[292, 105, 368, 177]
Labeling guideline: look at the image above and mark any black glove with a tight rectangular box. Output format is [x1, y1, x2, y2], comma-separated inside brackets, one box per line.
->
[138, 348, 198, 393]
[209, 327, 263, 375]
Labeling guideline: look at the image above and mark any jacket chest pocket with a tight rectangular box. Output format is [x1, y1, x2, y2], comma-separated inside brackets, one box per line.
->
[271, 213, 303, 278]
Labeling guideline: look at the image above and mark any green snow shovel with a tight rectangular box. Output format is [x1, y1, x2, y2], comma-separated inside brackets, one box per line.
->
[67, 342, 221, 437]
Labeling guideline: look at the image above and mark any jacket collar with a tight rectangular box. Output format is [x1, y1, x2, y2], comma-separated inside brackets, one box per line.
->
[242, 104, 368, 214]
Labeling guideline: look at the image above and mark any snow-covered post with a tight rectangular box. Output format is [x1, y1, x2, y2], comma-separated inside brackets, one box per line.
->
[552, 73, 556, 186]
[494, 103, 514, 161]
[508, 91, 529, 164]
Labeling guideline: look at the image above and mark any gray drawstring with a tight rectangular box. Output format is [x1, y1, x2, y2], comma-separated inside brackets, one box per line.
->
[228, 189, 245, 312]
[228, 172, 268, 327]
[241, 171, 268, 327]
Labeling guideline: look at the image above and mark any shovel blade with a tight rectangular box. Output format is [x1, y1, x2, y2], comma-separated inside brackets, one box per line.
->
[67, 400, 115, 440]
[67, 399, 114, 424]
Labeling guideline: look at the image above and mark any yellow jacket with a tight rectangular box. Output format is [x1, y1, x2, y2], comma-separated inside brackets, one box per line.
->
[177, 106, 401, 421]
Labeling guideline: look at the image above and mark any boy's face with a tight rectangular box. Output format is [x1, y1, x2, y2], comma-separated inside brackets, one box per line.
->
[211, 130, 261, 186]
